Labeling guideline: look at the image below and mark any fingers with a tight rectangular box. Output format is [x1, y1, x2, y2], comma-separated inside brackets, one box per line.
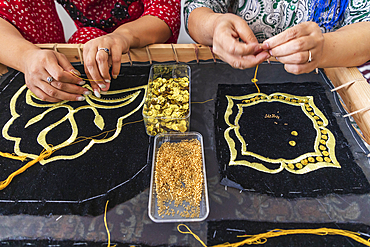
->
[212, 14, 270, 69]
[261, 22, 324, 74]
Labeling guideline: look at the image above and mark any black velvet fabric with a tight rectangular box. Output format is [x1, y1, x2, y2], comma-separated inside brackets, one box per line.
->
[215, 82, 370, 198]
[2, 239, 186, 247]
[207, 220, 370, 247]
[0, 65, 153, 216]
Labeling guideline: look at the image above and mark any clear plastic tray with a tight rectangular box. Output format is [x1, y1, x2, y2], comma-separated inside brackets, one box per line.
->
[142, 64, 191, 136]
[148, 132, 209, 223]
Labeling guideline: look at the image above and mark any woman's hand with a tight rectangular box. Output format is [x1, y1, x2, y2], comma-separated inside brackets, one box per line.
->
[262, 21, 324, 74]
[83, 33, 130, 97]
[23, 49, 91, 102]
[212, 14, 270, 69]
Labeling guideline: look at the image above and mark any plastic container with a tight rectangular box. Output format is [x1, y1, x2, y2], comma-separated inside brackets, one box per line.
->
[148, 132, 209, 223]
[142, 64, 191, 136]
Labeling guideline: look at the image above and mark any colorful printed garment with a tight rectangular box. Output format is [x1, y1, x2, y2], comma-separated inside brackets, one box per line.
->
[184, 0, 370, 42]
[0, 0, 180, 44]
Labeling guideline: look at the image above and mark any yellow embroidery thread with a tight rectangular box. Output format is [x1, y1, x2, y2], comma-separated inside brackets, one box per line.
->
[178, 224, 370, 247]
[104, 200, 116, 247]
[251, 65, 260, 93]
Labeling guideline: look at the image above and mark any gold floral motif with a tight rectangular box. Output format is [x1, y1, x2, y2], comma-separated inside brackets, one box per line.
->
[2, 84, 147, 165]
[224, 92, 340, 174]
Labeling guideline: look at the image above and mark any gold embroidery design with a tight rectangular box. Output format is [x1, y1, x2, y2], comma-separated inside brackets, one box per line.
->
[2, 84, 147, 165]
[224, 92, 340, 174]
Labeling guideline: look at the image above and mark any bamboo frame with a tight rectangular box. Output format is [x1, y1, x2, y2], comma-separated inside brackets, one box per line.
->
[1, 43, 369, 143]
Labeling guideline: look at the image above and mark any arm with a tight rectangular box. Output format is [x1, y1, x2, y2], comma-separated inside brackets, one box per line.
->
[83, 0, 181, 96]
[0, 17, 89, 102]
[320, 22, 370, 68]
[186, 7, 270, 69]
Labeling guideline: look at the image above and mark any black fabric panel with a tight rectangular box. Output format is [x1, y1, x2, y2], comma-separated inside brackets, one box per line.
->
[207, 220, 370, 247]
[0, 65, 153, 216]
[215, 82, 370, 198]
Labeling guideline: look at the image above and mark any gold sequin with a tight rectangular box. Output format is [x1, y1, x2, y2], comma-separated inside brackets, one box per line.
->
[289, 141, 296, 146]
[291, 131, 298, 136]
[324, 157, 331, 163]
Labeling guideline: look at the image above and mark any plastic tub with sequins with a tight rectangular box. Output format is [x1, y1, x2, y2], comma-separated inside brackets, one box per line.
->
[148, 132, 209, 223]
[142, 64, 191, 136]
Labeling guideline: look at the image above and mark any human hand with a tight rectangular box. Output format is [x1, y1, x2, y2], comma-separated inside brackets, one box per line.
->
[83, 33, 130, 97]
[212, 13, 270, 69]
[23, 49, 91, 102]
[262, 21, 324, 74]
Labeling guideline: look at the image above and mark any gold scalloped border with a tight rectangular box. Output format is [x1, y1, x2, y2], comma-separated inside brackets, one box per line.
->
[224, 92, 340, 174]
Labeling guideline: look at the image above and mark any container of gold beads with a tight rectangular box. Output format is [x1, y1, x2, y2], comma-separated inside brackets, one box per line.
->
[142, 64, 191, 136]
[148, 132, 209, 223]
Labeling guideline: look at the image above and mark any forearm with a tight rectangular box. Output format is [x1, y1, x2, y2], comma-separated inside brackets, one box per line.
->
[319, 22, 370, 68]
[112, 15, 172, 49]
[187, 7, 223, 45]
[0, 17, 40, 72]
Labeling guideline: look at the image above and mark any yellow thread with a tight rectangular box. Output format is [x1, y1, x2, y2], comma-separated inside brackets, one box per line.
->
[251, 65, 260, 93]
[0, 148, 53, 190]
[69, 71, 105, 82]
[177, 224, 207, 247]
[0, 119, 143, 190]
[104, 200, 116, 247]
[0, 152, 27, 161]
[178, 225, 370, 247]
[191, 99, 214, 104]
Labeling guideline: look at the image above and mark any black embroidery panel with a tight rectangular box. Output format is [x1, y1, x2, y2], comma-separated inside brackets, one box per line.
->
[215, 82, 370, 198]
[0, 65, 152, 216]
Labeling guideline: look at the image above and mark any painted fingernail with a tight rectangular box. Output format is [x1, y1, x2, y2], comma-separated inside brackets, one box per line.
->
[100, 90, 108, 95]
[275, 56, 279, 60]
[77, 96, 85, 101]
[269, 50, 273, 56]
[112, 75, 117, 79]
[98, 83, 106, 89]
[94, 89, 101, 98]
[104, 79, 111, 83]
[79, 81, 85, 85]
[71, 69, 81, 76]
[83, 90, 91, 95]
[264, 42, 270, 49]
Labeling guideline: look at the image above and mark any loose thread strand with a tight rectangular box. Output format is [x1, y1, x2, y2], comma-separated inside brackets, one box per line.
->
[251, 65, 260, 93]
[191, 99, 214, 104]
[177, 224, 370, 247]
[104, 200, 116, 247]
[177, 224, 207, 247]
[69, 71, 105, 82]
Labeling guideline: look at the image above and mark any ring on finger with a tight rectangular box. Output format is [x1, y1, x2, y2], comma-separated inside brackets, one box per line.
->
[307, 50, 312, 63]
[97, 47, 110, 55]
[46, 76, 54, 84]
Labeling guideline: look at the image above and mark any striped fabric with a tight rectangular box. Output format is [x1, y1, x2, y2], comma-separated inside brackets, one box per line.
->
[358, 61, 370, 83]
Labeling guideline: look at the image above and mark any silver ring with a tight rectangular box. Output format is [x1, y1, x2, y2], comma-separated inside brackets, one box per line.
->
[307, 50, 312, 63]
[98, 48, 110, 55]
[46, 76, 53, 84]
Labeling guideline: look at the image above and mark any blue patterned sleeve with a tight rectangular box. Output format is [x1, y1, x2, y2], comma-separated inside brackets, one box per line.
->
[184, 0, 231, 33]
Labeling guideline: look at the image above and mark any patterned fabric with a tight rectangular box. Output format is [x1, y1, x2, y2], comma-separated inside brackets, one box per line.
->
[0, 0, 180, 44]
[184, 0, 370, 42]
[358, 61, 370, 83]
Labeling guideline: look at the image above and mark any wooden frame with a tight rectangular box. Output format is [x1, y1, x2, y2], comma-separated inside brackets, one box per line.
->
[1, 43, 370, 143]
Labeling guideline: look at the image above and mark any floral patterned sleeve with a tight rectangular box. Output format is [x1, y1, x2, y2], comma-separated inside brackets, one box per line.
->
[183, 0, 231, 33]
[340, 0, 370, 28]
[143, 0, 181, 43]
